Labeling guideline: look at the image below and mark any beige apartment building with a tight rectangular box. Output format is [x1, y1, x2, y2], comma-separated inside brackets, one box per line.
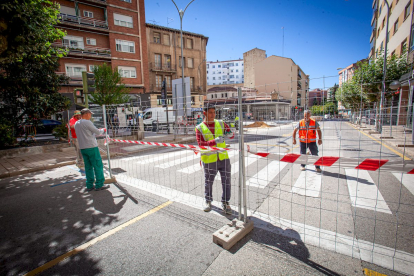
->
[243, 48, 309, 109]
[371, 0, 413, 59]
[145, 23, 208, 111]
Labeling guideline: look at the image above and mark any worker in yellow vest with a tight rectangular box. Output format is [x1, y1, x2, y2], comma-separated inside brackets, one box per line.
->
[292, 110, 323, 172]
[195, 104, 234, 214]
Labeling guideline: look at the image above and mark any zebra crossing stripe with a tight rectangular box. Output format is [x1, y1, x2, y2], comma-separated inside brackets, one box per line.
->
[345, 169, 392, 214]
[135, 150, 191, 164]
[291, 170, 322, 197]
[392, 173, 414, 195]
[246, 161, 287, 188]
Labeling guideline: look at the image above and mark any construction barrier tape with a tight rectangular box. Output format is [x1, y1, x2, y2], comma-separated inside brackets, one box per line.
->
[106, 138, 414, 174]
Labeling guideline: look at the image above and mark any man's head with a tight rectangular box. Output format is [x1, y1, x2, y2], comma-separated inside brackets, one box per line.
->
[203, 104, 216, 123]
[304, 110, 311, 121]
[81, 108, 93, 120]
[73, 110, 81, 120]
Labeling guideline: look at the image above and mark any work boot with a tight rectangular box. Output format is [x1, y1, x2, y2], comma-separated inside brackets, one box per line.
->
[300, 166, 306, 171]
[222, 202, 232, 215]
[95, 184, 110, 191]
[203, 201, 211, 212]
[85, 187, 94, 192]
[316, 168, 322, 173]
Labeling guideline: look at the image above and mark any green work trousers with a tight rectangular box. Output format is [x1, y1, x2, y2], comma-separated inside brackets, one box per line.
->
[80, 147, 105, 189]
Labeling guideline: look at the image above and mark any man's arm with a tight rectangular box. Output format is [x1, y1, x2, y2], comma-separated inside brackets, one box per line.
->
[196, 129, 217, 147]
[317, 129, 322, 145]
[86, 120, 105, 136]
[223, 122, 234, 139]
[292, 128, 298, 145]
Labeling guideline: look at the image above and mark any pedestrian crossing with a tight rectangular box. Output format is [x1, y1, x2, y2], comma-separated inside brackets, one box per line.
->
[119, 150, 414, 215]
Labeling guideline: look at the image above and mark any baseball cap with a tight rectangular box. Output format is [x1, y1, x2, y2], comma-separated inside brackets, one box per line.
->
[81, 108, 94, 115]
[74, 110, 81, 115]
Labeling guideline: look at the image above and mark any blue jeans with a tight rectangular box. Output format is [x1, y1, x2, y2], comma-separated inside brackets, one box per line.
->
[300, 142, 320, 169]
[203, 158, 231, 203]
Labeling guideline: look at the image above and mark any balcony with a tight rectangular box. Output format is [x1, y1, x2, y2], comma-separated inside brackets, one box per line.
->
[150, 84, 173, 92]
[82, 0, 107, 5]
[370, 27, 376, 43]
[150, 62, 177, 72]
[58, 13, 108, 30]
[52, 42, 111, 59]
[297, 81, 302, 89]
[371, 9, 378, 26]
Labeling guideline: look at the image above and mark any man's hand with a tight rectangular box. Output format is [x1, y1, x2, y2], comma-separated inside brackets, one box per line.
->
[318, 139, 322, 145]
[100, 128, 106, 133]
[215, 136, 224, 144]
[224, 130, 233, 138]
[292, 138, 296, 145]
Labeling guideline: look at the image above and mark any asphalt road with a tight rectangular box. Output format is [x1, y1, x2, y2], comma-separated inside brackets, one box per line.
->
[0, 120, 412, 275]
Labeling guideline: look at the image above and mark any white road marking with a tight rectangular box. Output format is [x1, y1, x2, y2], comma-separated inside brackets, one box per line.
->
[155, 152, 199, 169]
[392, 173, 414, 196]
[291, 170, 322, 197]
[246, 161, 288, 188]
[178, 151, 239, 174]
[231, 156, 258, 175]
[116, 174, 414, 276]
[345, 169, 392, 214]
[136, 150, 191, 164]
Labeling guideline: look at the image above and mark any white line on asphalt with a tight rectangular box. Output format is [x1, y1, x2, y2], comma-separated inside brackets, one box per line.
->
[291, 170, 322, 197]
[177, 151, 239, 174]
[345, 169, 392, 214]
[116, 174, 414, 276]
[246, 161, 288, 188]
[136, 150, 191, 164]
[231, 156, 258, 175]
[155, 152, 199, 169]
[392, 172, 414, 196]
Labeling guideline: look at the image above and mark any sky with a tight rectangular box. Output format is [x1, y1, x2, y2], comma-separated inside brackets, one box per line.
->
[144, 0, 373, 90]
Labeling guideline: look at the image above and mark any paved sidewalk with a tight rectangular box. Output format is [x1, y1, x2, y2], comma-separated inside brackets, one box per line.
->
[0, 134, 196, 179]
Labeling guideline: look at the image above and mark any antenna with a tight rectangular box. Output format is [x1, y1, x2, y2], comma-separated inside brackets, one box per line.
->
[149, 19, 159, 25]
[167, 17, 174, 26]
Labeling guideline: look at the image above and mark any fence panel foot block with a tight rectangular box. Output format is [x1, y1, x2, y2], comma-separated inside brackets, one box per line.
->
[213, 219, 254, 250]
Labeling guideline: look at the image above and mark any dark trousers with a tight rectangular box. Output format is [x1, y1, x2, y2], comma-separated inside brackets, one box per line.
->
[203, 158, 231, 203]
[300, 142, 320, 169]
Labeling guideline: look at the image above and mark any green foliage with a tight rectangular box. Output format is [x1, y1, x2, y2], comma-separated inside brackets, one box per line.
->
[0, 0, 67, 63]
[88, 63, 131, 106]
[52, 121, 68, 139]
[0, 121, 16, 148]
[0, 0, 69, 136]
[338, 50, 409, 109]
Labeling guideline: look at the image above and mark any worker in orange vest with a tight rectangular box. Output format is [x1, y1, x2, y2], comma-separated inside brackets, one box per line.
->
[292, 110, 323, 172]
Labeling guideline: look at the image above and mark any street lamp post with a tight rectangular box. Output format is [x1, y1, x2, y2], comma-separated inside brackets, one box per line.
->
[389, 80, 401, 137]
[378, 0, 391, 134]
[171, 0, 195, 135]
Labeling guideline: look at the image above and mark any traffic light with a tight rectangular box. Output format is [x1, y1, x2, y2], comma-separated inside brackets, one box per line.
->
[82, 71, 96, 93]
[161, 78, 167, 107]
[295, 106, 298, 109]
[73, 89, 85, 105]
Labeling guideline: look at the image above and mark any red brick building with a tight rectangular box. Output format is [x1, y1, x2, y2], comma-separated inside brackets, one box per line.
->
[308, 89, 328, 107]
[54, 0, 149, 107]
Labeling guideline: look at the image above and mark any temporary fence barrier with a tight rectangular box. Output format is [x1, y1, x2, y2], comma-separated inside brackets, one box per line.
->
[90, 75, 414, 275]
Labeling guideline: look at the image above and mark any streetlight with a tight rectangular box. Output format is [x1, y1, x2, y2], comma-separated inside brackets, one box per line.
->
[378, 0, 391, 133]
[388, 80, 401, 137]
[171, 0, 195, 135]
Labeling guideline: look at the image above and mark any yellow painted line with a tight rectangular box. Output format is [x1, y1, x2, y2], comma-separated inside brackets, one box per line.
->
[25, 201, 173, 276]
[282, 133, 292, 137]
[348, 123, 411, 161]
[363, 268, 387, 276]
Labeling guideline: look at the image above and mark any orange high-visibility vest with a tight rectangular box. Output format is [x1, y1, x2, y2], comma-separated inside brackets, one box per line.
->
[298, 119, 317, 143]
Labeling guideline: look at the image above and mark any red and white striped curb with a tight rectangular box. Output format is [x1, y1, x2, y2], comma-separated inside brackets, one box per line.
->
[105, 138, 414, 174]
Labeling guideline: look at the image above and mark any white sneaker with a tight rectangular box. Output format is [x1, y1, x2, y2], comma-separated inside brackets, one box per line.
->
[300, 167, 306, 171]
[203, 201, 211, 212]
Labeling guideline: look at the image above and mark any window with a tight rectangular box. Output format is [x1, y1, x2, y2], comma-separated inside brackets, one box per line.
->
[60, 6, 76, 15]
[380, 41, 383, 52]
[236, 63, 238, 66]
[401, 39, 407, 53]
[213, 77, 215, 80]
[165, 76, 171, 88]
[405, 2, 411, 19]
[63, 36, 84, 49]
[231, 69, 234, 73]
[379, 4, 382, 15]
[83, 11, 93, 18]
[188, 58, 194, 68]
[65, 64, 86, 77]
[212, 65, 215, 68]
[218, 65, 221, 68]
[153, 32, 161, 44]
[391, 50, 396, 56]
[230, 75, 234, 78]
[394, 19, 399, 34]
[114, 13, 133, 28]
[120, 0, 132, 2]
[387, 31, 390, 43]
[115, 39, 135, 53]
[89, 65, 97, 72]
[187, 38, 193, 49]
[218, 77, 221, 80]
[118, 66, 136, 78]
[179, 56, 186, 68]
[206, 64, 209, 69]
[163, 34, 170, 45]
[410, 24, 414, 51]
[382, 18, 385, 29]
[164, 54, 171, 68]
[156, 75, 162, 88]
[154, 54, 161, 67]
[389, 3, 393, 15]
[236, 69, 238, 72]
[86, 38, 96, 45]
[190, 77, 194, 90]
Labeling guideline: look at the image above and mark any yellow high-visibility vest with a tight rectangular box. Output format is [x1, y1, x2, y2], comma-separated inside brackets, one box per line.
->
[195, 119, 229, 164]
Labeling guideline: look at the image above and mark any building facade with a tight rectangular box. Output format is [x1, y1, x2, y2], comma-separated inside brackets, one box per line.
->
[145, 23, 208, 111]
[243, 48, 266, 89]
[247, 49, 309, 109]
[308, 89, 328, 107]
[206, 59, 244, 85]
[55, 0, 149, 107]
[371, 0, 413, 59]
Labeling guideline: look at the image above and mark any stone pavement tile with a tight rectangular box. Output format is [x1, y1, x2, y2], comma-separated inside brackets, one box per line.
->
[1, 159, 17, 171]
[7, 159, 23, 170]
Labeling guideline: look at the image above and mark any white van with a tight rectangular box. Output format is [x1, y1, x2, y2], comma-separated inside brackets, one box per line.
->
[142, 107, 176, 129]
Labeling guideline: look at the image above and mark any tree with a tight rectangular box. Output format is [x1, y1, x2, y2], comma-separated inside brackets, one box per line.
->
[88, 63, 131, 106]
[0, 0, 70, 140]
